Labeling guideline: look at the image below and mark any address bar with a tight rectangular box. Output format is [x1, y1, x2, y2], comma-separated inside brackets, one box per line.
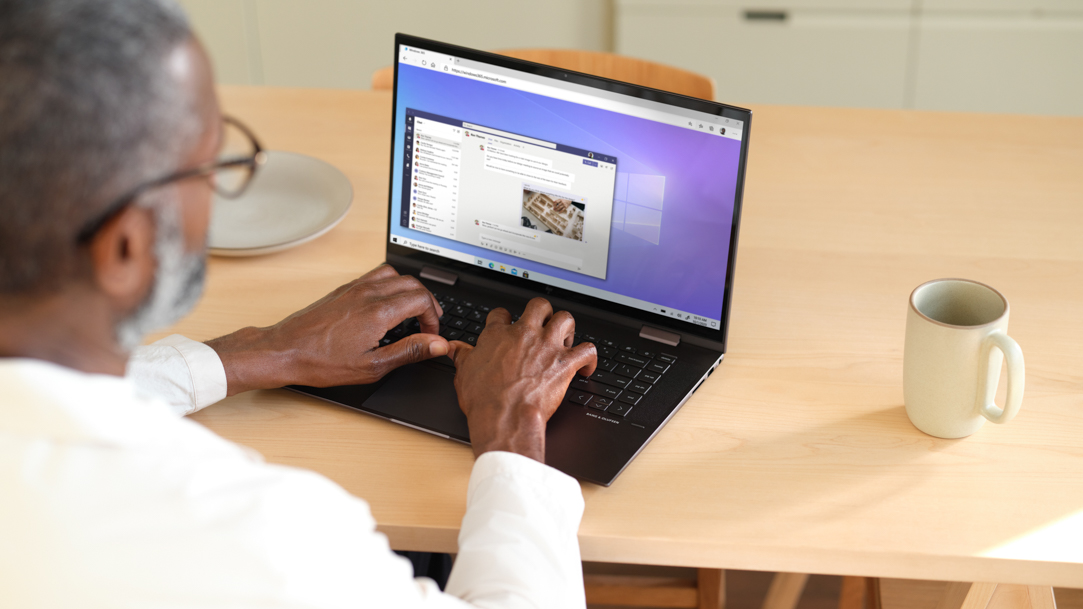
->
[441, 62, 744, 141]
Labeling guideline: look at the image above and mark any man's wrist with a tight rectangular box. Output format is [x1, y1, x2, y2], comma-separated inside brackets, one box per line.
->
[469, 408, 548, 462]
[205, 326, 294, 396]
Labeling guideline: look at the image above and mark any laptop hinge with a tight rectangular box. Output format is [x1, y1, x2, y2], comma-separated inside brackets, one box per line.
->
[640, 325, 681, 347]
[420, 266, 457, 286]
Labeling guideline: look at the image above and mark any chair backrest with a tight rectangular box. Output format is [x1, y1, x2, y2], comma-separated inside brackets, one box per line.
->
[371, 48, 716, 101]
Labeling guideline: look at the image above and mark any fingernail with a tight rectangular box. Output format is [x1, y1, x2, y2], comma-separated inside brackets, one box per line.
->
[430, 341, 448, 357]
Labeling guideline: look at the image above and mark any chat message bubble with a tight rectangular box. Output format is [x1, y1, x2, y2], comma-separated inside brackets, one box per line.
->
[484, 148, 575, 190]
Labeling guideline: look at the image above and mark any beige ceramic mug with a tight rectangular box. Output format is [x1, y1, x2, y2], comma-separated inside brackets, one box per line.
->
[903, 278, 1025, 438]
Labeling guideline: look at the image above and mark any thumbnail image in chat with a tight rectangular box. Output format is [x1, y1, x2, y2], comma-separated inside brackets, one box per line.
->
[521, 188, 585, 242]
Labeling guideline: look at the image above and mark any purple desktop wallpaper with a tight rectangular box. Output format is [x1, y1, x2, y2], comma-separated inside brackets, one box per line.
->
[389, 63, 742, 320]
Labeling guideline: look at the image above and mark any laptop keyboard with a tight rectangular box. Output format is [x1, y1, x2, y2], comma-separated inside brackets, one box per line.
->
[379, 291, 679, 420]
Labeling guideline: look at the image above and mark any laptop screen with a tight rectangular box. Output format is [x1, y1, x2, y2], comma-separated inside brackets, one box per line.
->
[387, 37, 749, 334]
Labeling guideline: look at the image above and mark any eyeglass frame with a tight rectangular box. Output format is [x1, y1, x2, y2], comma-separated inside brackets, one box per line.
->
[75, 115, 267, 244]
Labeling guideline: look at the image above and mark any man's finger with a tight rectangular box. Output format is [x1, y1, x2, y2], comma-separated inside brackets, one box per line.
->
[365, 334, 449, 378]
[565, 341, 599, 377]
[360, 275, 444, 323]
[543, 310, 576, 347]
[519, 297, 553, 327]
[485, 307, 512, 327]
[447, 340, 473, 369]
[379, 287, 442, 335]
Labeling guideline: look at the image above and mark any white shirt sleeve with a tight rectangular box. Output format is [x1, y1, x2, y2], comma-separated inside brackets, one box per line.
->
[449, 451, 587, 609]
[125, 334, 227, 416]
[114, 339, 586, 607]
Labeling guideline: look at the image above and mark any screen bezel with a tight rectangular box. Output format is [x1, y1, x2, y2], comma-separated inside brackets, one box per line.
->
[385, 33, 751, 350]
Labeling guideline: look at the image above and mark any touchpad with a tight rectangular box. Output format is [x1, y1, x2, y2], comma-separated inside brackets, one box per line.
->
[362, 363, 470, 443]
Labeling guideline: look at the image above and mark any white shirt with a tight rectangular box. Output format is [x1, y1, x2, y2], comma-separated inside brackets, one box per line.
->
[0, 335, 586, 608]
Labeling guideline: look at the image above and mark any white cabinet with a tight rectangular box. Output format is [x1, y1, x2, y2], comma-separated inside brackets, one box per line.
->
[617, 3, 914, 108]
[914, 13, 1083, 115]
[922, 0, 1083, 12]
[617, 0, 1083, 115]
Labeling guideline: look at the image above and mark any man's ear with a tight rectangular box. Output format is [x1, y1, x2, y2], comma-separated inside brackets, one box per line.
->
[86, 205, 157, 312]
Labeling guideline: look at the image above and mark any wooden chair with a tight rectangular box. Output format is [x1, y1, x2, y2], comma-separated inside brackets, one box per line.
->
[776, 576, 1059, 609]
[583, 567, 724, 609]
[371, 48, 716, 100]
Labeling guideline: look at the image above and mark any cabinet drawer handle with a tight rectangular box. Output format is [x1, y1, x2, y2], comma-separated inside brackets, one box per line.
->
[744, 9, 788, 21]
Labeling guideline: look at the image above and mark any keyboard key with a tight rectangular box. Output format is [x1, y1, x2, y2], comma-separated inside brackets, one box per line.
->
[572, 376, 590, 390]
[460, 301, 475, 309]
[468, 310, 485, 322]
[467, 323, 485, 334]
[589, 398, 610, 412]
[647, 361, 670, 374]
[590, 371, 629, 390]
[582, 334, 597, 342]
[618, 392, 643, 406]
[444, 329, 464, 340]
[380, 337, 393, 346]
[621, 346, 637, 354]
[639, 350, 656, 359]
[639, 371, 661, 384]
[607, 401, 632, 417]
[477, 305, 491, 314]
[451, 306, 469, 318]
[629, 380, 652, 395]
[598, 346, 617, 359]
[463, 333, 478, 346]
[601, 339, 619, 348]
[444, 296, 458, 304]
[598, 359, 618, 372]
[584, 380, 622, 400]
[589, 396, 615, 409]
[614, 352, 649, 368]
[449, 318, 468, 330]
[566, 390, 593, 406]
[657, 353, 678, 364]
[616, 364, 641, 379]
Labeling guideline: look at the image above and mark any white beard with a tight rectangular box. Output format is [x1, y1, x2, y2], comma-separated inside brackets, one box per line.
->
[115, 200, 206, 352]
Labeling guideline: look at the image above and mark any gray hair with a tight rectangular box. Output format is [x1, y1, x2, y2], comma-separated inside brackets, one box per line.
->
[0, 0, 200, 295]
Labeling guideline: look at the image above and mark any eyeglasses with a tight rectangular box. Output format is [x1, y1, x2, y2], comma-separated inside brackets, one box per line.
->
[76, 115, 267, 243]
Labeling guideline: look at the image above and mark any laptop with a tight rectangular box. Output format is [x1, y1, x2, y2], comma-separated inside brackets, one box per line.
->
[292, 34, 751, 486]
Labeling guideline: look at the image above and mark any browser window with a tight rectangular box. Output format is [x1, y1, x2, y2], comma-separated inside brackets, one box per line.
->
[390, 43, 746, 330]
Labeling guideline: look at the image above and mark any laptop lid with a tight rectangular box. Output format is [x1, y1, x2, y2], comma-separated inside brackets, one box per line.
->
[386, 35, 751, 352]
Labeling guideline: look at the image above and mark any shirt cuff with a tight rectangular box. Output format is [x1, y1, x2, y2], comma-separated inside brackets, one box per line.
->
[126, 335, 228, 416]
[469, 451, 585, 524]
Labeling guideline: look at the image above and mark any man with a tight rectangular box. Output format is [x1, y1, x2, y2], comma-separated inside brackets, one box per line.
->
[0, 0, 597, 606]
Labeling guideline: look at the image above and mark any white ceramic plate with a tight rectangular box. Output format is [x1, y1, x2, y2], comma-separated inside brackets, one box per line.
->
[208, 151, 353, 256]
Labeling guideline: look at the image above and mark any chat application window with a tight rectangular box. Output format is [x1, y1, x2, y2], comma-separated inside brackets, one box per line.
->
[401, 108, 617, 279]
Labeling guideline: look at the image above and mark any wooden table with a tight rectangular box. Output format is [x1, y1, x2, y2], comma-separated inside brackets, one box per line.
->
[158, 86, 1083, 599]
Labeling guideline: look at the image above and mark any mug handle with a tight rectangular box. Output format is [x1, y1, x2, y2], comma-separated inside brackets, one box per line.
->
[978, 331, 1025, 424]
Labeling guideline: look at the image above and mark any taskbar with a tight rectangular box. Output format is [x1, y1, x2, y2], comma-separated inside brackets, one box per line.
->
[390, 235, 721, 330]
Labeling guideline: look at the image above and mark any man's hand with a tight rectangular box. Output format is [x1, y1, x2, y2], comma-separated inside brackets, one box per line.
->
[447, 298, 597, 462]
[207, 264, 448, 395]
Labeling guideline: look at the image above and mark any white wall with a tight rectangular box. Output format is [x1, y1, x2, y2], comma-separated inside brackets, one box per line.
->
[177, 0, 612, 89]
[177, 0, 1083, 116]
